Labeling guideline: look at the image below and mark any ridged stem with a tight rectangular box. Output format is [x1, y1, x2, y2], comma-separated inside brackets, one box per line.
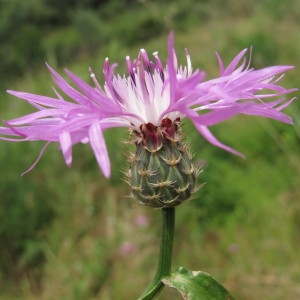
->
[137, 207, 175, 300]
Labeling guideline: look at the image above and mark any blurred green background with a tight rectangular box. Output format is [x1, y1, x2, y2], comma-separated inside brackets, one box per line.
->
[0, 0, 299, 299]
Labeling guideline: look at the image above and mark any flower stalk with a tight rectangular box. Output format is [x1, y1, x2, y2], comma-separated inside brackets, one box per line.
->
[138, 207, 175, 300]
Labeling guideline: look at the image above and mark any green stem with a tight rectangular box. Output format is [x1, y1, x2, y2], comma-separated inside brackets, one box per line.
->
[138, 207, 175, 300]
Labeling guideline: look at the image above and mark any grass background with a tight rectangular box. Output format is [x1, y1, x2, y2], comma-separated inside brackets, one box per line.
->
[0, 0, 300, 299]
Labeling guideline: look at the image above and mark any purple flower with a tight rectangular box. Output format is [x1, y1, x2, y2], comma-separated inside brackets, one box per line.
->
[0, 33, 296, 178]
[118, 241, 136, 256]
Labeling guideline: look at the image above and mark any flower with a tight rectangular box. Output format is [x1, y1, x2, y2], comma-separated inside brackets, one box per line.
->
[0, 33, 296, 178]
[119, 241, 136, 256]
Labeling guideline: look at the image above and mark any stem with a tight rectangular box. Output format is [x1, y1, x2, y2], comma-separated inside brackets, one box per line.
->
[138, 207, 175, 300]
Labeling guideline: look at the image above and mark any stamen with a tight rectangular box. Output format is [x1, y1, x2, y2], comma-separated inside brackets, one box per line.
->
[185, 48, 193, 77]
[139, 49, 152, 73]
[126, 56, 136, 85]
[103, 57, 110, 75]
[89, 67, 103, 91]
[153, 51, 165, 82]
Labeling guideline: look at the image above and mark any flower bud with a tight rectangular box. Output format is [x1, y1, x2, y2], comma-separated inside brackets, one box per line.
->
[126, 118, 200, 208]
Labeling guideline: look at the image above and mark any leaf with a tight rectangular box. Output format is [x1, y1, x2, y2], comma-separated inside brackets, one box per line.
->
[162, 267, 235, 300]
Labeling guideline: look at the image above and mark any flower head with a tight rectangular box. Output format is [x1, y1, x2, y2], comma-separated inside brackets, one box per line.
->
[0, 33, 296, 179]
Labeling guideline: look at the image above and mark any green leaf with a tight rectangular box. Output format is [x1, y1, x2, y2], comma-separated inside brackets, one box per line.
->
[162, 267, 235, 300]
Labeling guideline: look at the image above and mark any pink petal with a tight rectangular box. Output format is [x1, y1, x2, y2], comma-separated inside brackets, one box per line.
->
[7, 91, 72, 109]
[21, 142, 51, 176]
[46, 64, 92, 106]
[195, 124, 245, 157]
[59, 131, 72, 167]
[89, 121, 111, 178]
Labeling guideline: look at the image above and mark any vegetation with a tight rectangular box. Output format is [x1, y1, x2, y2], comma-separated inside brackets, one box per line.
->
[0, 0, 299, 299]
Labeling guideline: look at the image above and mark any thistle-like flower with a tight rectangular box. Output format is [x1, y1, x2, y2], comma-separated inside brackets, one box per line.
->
[0, 33, 296, 207]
